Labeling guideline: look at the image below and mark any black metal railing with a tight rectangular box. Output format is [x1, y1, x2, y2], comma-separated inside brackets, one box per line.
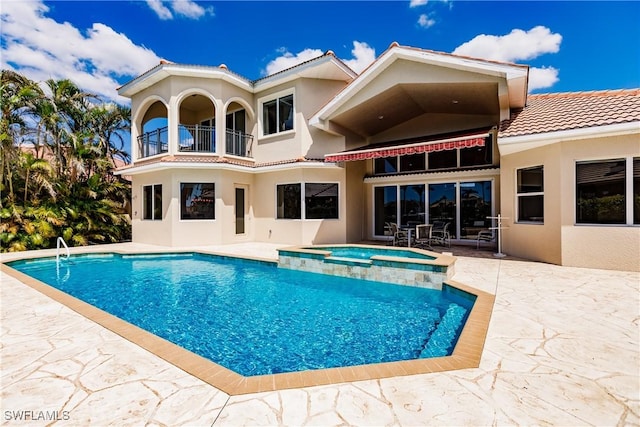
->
[137, 125, 254, 159]
[225, 129, 254, 157]
[137, 127, 168, 158]
[178, 124, 216, 153]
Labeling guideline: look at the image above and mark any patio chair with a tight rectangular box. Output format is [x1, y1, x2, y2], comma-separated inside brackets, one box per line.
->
[476, 229, 495, 249]
[431, 221, 451, 247]
[414, 224, 434, 249]
[386, 222, 404, 246]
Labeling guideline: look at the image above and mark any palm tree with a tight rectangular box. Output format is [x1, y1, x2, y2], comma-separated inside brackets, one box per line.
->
[1, 70, 132, 251]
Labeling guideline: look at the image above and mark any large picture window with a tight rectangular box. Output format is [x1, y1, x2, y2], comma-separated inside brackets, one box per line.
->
[263, 94, 293, 135]
[142, 184, 162, 220]
[277, 184, 301, 219]
[305, 183, 338, 219]
[516, 166, 544, 223]
[277, 183, 339, 219]
[180, 183, 215, 220]
[576, 159, 631, 224]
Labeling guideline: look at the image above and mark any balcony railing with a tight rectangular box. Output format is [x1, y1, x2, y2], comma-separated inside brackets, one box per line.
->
[225, 129, 254, 157]
[137, 125, 255, 160]
[138, 127, 168, 158]
[178, 124, 215, 153]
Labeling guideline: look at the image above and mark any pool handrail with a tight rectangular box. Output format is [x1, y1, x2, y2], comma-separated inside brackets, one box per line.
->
[56, 236, 70, 262]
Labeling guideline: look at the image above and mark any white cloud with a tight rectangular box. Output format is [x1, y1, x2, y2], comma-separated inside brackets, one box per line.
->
[417, 13, 436, 28]
[0, 0, 162, 102]
[528, 66, 560, 91]
[452, 26, 562, 63]
[410, 0, 428, 7]
[146, 0, 173, 20]
[146, 0, 213, 20]
[264, 48, 324, 76]
[263, 41, 376, 77]
[342, 41, 376, 74]
[452, 26, 562, 90]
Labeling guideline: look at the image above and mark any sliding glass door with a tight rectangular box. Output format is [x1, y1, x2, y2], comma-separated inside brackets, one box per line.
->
[373, 180, 493, 241]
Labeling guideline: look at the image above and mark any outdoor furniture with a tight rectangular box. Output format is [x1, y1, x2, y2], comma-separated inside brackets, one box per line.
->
[414, 224, 434, 249]
[476, 229, 495, 249]
[431, 221, 451, 247]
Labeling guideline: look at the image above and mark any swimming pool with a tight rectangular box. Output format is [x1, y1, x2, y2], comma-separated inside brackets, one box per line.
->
[7, 252, 474, 377]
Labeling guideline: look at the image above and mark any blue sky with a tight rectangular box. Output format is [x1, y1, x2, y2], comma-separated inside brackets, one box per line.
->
[2, 0, 639, 105]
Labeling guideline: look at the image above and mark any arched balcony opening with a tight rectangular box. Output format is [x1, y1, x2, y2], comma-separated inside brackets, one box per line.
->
[138, 101, 168, 159]
[178, 94, 216, 153]
[225, 101, 254, 158]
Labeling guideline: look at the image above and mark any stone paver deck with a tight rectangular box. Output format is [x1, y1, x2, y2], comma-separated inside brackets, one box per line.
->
[1, 243, 638, 426]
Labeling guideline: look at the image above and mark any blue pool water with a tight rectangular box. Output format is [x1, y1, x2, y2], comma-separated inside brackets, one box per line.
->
[305, 246, 434, 260]
[8, 253, 474, 376]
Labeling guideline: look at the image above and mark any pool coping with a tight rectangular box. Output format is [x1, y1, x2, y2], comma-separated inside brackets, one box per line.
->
[1, 249, 495, 396]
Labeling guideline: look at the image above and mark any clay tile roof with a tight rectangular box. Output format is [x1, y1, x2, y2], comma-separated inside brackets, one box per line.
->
[499, 89, 640, 138]
[116, 155, 325, 171]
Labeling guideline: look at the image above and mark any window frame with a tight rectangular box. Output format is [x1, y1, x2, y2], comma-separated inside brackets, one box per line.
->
[179, 182, 216, 221]
[259, 89, 295, 138]
[575, 156, 639, 226]
[515, 165, 544, 224]
[142, 184, 163, 221]
[275, 182, 340, 220]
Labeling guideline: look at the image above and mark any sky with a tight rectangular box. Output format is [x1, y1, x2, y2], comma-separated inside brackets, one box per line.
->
[1, 0, 639, 107]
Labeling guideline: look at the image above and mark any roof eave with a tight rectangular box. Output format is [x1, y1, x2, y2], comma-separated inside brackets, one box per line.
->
[497, 121, 640, 155]
[310, 44, 529, 129]
[117, 63, 253, 98]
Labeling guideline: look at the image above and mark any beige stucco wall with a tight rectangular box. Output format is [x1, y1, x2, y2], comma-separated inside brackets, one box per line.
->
[500, 132, 640, 271]
[251, 166, 347, 246]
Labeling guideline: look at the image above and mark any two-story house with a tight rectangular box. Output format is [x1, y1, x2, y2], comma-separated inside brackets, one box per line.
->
[116, 43, 640, 271]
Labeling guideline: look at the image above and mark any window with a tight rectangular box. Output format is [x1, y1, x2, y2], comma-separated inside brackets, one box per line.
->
[374, 157, 397, 174]
[400, 184, 426, 227]
[576, 158, 639, 225]
[516, 166, 544, 223]
[277, 184, 301, 219]
[400, 154, 425, 172]
[374, 186, 397, 235]
[180, 183, 215, 220]
[428, 150, 457, 170]
[305, 183, 338, 219]
[373, 134, 494, 175]
[263, 94, 293, 135]
[142, 184, 162, 220]
[460, 140, 493, 167]
[277, 183, 339, 219]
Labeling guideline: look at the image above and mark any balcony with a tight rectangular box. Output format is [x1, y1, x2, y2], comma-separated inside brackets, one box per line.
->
[137, 125, 254, 160]
[178, 124, 216, 153]
[225, 129, 254, 157]
[137, 127, 168, 158]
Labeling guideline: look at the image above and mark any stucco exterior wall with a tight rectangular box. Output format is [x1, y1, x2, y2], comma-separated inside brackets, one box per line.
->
[500, 132, 640, 271]
[558, 133, 640, 271]
[130, 170, 174, 246]
[500, 144, 563, 265]
[251, 166, 347, 246]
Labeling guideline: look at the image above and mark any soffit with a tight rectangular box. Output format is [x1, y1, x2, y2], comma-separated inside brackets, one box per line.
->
[329, 82, 499, 137]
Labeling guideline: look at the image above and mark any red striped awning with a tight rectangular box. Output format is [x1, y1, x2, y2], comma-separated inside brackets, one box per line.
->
[324, 135, 486, 163]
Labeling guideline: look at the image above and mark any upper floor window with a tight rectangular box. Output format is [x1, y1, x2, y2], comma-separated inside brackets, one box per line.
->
[516, 166, 544, 223]
[576, 157, 639, 225]
[262, 93, 294, 136]
[373, 134, 493, 175]
[143, 184, 162, 220]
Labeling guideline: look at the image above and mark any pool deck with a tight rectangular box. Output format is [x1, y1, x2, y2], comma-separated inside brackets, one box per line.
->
[1, 242, 639, 426]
